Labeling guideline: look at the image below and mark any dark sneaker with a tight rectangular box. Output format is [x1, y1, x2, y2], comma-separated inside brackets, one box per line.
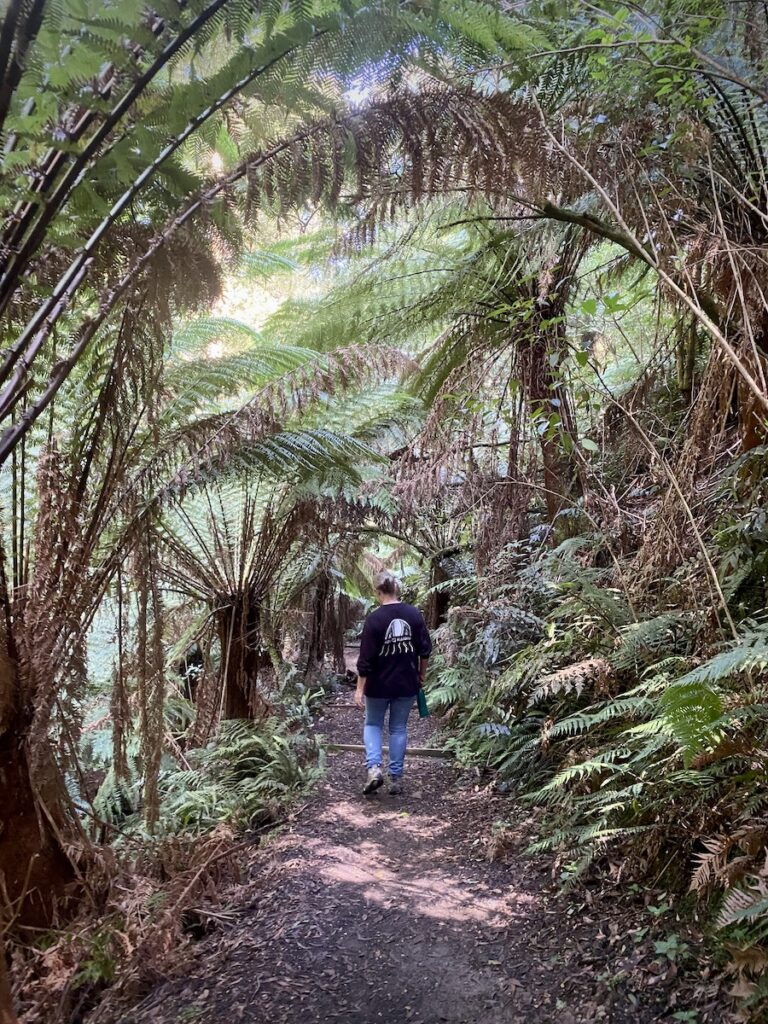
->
[388, 775, 404, 795]
[363, 766, 384, 794]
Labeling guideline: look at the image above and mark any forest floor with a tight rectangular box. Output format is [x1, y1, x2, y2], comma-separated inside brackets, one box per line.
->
[105, 671, 728, 1024]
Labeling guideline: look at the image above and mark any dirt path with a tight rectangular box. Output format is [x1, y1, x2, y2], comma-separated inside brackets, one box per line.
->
[115, 692, 716, 1024]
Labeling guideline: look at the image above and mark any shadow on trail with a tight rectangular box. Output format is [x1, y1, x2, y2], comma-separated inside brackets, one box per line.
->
[115, 704, 683, 1024]
[184, 761, 544, 1024]
[307, 798, 534, 926]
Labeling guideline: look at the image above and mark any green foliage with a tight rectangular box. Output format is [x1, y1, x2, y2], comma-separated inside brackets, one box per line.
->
[430, 530, 768, 1007]
[71, 927, 117, 989]
[715, 449, 768, 617]
[157, 717, 319, 835]
[94, 764, 141, 830]
[611, 613, 698, 673]
[6, 2, 768, 1017]
[674, 624, 768, 687]
[660, 680, 723, 765]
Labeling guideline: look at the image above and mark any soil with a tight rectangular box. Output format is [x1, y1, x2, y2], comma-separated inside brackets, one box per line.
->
[109, 684, 727, 1024]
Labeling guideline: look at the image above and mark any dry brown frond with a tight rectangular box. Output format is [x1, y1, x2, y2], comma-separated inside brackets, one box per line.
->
[531, 658, 615, 704]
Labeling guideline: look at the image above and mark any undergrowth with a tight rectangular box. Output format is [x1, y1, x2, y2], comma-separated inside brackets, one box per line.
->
[91, 706, 321, 839]
[15, 691, 324, 1022]
[428, 537, 768, 1018]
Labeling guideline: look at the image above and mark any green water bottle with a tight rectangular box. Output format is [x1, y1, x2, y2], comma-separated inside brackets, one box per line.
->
[417, 687, 430, 718]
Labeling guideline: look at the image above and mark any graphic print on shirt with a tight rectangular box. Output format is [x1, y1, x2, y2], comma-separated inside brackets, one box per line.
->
[380, 618, 414, 655]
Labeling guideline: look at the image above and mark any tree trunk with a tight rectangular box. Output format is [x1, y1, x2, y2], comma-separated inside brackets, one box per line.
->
[676, 318, 699, 405]
[303, 574, 330, 680]
[737, 334, 768, 457]
[0, 612, 78, 1022]
[325, 589, 349, 675]
[424, 559, 450, 629]
[0, 730, 75, 929]
[523, 327, 578, 526]
[217, 599, 270, 720]
[0, 720, 75, 1022]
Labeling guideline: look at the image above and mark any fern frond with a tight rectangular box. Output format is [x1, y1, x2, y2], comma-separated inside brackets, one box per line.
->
[611, 613, 697, 673]
[675, 625, 768, 687]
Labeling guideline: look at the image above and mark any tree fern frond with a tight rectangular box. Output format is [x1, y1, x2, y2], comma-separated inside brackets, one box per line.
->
[717, 885, 768, 930]
[538, 751, 630, 793]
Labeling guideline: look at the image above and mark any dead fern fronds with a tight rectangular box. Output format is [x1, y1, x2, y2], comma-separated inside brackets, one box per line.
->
[531, 658, 614, 703]
[692, 822, 768, 898]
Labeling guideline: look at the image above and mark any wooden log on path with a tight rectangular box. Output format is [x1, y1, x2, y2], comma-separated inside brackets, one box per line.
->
[325, 742, 453, 759]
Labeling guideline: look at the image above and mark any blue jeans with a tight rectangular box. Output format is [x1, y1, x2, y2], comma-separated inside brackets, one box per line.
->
[364, 696, 416, 777]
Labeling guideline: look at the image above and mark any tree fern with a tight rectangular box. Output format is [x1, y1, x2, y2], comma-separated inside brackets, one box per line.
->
[718, 887, 768, 930]
[538, 751, 630, 794]
[547, 694, 656, 741]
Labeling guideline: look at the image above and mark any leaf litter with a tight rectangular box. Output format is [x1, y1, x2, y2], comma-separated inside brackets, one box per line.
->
[89, 695, 732, 1023]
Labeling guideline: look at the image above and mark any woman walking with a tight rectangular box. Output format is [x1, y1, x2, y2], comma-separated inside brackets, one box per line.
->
[354, 571, 432, 795]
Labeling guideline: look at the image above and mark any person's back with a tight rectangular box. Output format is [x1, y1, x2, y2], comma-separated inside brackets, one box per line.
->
[355, 572, 432, 795]
[357, 600, 430, 699]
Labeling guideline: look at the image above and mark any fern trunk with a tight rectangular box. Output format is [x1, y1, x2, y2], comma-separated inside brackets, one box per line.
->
[736, 334, 768, 455]
[0, 645, 75, 933]
[303, 574, 331, 680]
[331, 592, 352, 674]
[524, 327, 579, 525]
[425, 559, 450, 630]
[676, 317, 699, 405]
[217, 599, 270, 720]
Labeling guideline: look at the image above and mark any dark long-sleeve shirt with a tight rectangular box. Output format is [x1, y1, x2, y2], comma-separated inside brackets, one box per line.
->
[356, 602, 432, 699]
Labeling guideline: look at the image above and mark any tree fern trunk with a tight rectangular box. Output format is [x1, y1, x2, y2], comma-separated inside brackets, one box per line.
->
[303, 574, 331, 681]
[737, 336, 768, 456]
[425, 559, 450, 630]
[218, 601, 270, 720]
[523, 325, 578, 526]
[331, 592, 351, 674]
[676, 318, 699, 405]
[0, 646, 75, 934]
